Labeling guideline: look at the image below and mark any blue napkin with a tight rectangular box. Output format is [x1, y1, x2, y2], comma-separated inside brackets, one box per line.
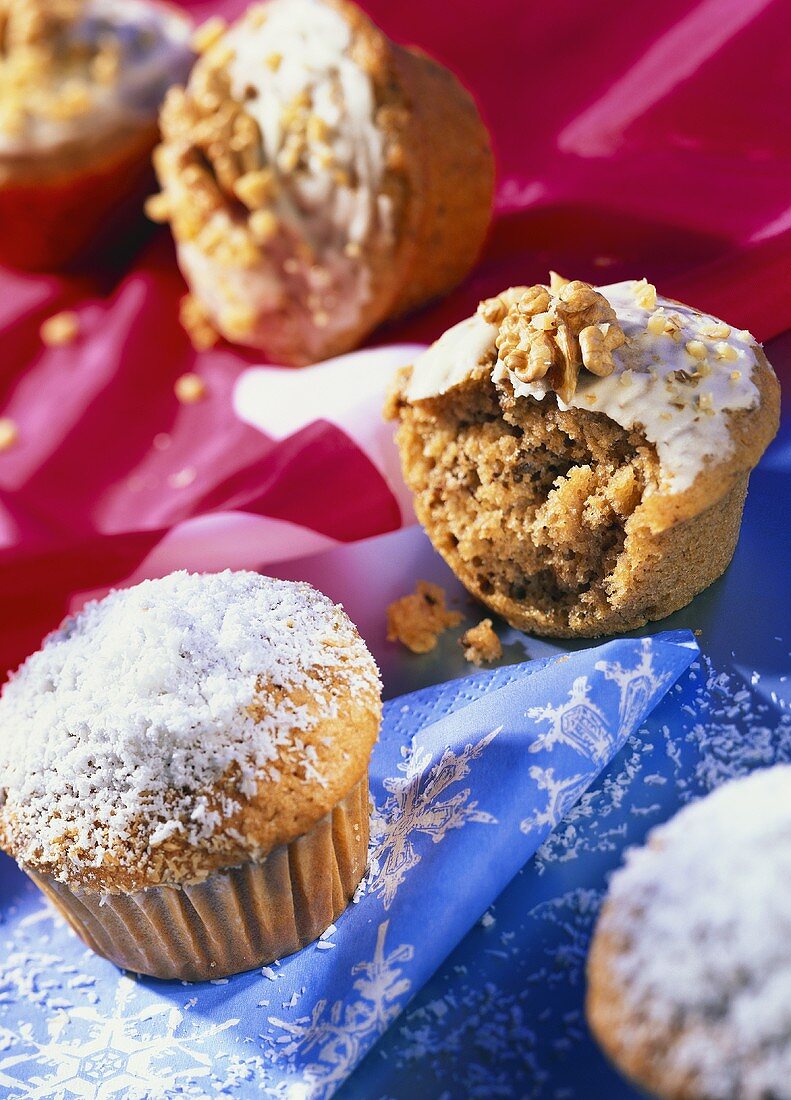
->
[0, 630, 696, 1099]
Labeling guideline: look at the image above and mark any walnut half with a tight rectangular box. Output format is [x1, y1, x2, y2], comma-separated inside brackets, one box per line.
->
[483, 278, 626, 404]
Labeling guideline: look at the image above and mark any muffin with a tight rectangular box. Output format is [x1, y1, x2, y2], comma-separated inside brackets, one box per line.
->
[150, 0, 494, 364]
[386, 276, 780, 638]
[587, 766, 791, 1099]
[0, 0, 193, 271]
[0, 570, 381, 981]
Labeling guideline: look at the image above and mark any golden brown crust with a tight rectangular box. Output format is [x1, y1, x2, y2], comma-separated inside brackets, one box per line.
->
[6, 667, 380, 893]
[29, 776, 371, 980]
[388, 333, 778, 638]
[0, 120, 159, 269]
[587, 915, 705, 1100]
[154, 0, 493, 365]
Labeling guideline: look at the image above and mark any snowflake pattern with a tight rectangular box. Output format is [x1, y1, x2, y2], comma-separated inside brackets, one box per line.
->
[366, 728, 500, 910]
[265, 921, 413, 1099]
[0, 632, 695, 1099]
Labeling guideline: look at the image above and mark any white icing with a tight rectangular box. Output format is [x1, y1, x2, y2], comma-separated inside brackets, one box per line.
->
[0, 0, 193, 155]
[185, 0, 391, 346]
[406, 280, 766, 495]
[405, 313, 498, 401]
[601, 765, 791, 1098]
[0, 570, 380, 878]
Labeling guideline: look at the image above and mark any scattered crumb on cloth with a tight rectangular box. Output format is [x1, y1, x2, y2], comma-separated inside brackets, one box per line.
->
[461, 619, 502, 665]
[386, 581, 463, 654]
[40, 310, 80, 347]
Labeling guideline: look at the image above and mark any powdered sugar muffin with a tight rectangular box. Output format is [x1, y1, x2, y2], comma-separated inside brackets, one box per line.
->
[587, 766, 791, 1099]
[150, 0, 494, 363]
[386, 276, 780, 637]
[0, 571, 381, 980]
[0, 0, 192, 270]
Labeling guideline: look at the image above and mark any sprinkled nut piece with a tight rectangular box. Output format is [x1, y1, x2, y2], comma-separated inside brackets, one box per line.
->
[192, 16, 227, 55]
[40, 310, 80, 347]
[386, 581, 463, 654]
[144, 192, 171, 224]
[0, 417, 18, 452]
[493, 277, 626, 404]
[174, 373, 207, 404]
[180, 294, 218, 351]
[460, 619, 502, 666]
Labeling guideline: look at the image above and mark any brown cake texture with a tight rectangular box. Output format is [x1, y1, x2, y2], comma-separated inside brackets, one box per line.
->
[387, 278, 780, 638]
[0, 570, 381, 980]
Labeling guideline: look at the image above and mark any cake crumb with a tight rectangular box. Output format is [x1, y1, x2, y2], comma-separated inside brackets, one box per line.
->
[386, 581, 463, 654]
[460, 619, 502, 666]
[0, 417, 18, 452]
[174, 373, 207, 404]
[40, 310, 80, 347]
[180, 294, 219, 351]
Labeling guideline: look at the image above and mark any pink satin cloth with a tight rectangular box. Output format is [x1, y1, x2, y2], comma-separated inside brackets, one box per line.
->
[1, 0, 789, 673]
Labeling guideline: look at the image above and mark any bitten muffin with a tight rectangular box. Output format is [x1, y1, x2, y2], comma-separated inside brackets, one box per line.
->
[587, 766, 791, 1099]
[0, 0, 193, 270]
[386, 276, 780, 638]
[150, 0, 494, 364]
[0, 570, 381, 981]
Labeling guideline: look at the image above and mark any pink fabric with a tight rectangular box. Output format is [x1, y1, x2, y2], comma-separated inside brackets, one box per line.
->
[1, 0, 789, 673]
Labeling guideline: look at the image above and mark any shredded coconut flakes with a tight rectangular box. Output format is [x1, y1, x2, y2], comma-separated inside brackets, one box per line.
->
[0, 570, 379, 879]
[604, 764, 791, 1098]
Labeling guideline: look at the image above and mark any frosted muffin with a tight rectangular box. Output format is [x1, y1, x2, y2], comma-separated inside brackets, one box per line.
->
[386, 276, 780, 638]
[0, 570, 381, 981]
[587, 766, 791, 1099]
[0, 0, 193, 270]
[150, 0, 494, 364]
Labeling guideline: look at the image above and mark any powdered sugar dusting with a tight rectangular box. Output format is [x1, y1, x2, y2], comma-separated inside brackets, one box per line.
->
[0, 570, 379, 881]
[604, 765, 791, 1098]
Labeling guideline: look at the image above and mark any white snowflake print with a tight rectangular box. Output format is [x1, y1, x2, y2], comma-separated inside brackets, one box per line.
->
[519, 766, 592, 837]
[365, 727, 501, 911]
[596, 637, 674, 731]
[527, 676, 612, 764]
[265, 921, 413, 1099]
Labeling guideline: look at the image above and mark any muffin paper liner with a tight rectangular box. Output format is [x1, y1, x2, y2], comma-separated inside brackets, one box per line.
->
[26, 778, 370, 982]
[0, 631, 697, 1097]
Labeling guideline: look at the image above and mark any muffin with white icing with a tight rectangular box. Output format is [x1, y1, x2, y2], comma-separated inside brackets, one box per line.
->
[587, 765, 791, 1099]
[0, 570, 381, 980]
[386, 275, 780, 637]
[0, 0, 192, 270]
[149, 0, 494, 364]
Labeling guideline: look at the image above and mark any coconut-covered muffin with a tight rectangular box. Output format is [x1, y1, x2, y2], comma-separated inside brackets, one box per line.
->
[386, 276, 780, 638]
[0, 0, 193, 270]
[0, 570, 381, 980]
[587, 766, 791, 1099]
[150, 0, 494, 364]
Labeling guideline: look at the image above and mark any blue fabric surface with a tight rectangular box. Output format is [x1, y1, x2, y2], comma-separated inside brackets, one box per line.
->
[0, 632, 696, 1099]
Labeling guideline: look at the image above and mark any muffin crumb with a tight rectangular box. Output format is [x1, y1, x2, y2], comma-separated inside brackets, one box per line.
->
[40, 310, 80, 347]
[386, 581, 463, 654]
[0, 417, 18, 452]
[460, 619, 502, 666]
[174, 372, 207, 404]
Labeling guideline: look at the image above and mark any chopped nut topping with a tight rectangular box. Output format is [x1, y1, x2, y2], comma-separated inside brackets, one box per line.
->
[460, 619, 502, 666]
[633, 279, 657, 310]
[0, 417, 18, 452]
[144, 192, 171, 223]
[716, 342, 739, 362]
[40, 309, 79, 347]
[492, 278, 626, 403]
[549, 271, 570, 292]
[249, 208, 279, 244]
[386, 581, 463, 655]
[174, 372, 207, 404]
[685, 340, 708, 360]
[192, 17, 227, 55]
[180, 294, 218, 351]
[233, 168, 276, 210]
[700, 321, 731, 340]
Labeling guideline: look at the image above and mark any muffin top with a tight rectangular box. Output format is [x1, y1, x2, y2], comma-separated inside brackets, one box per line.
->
[589, 766, 791, 1099]
[0, 570, 381, 891]
[0, 0, 192, 156]
[401, 277, 779, 505]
